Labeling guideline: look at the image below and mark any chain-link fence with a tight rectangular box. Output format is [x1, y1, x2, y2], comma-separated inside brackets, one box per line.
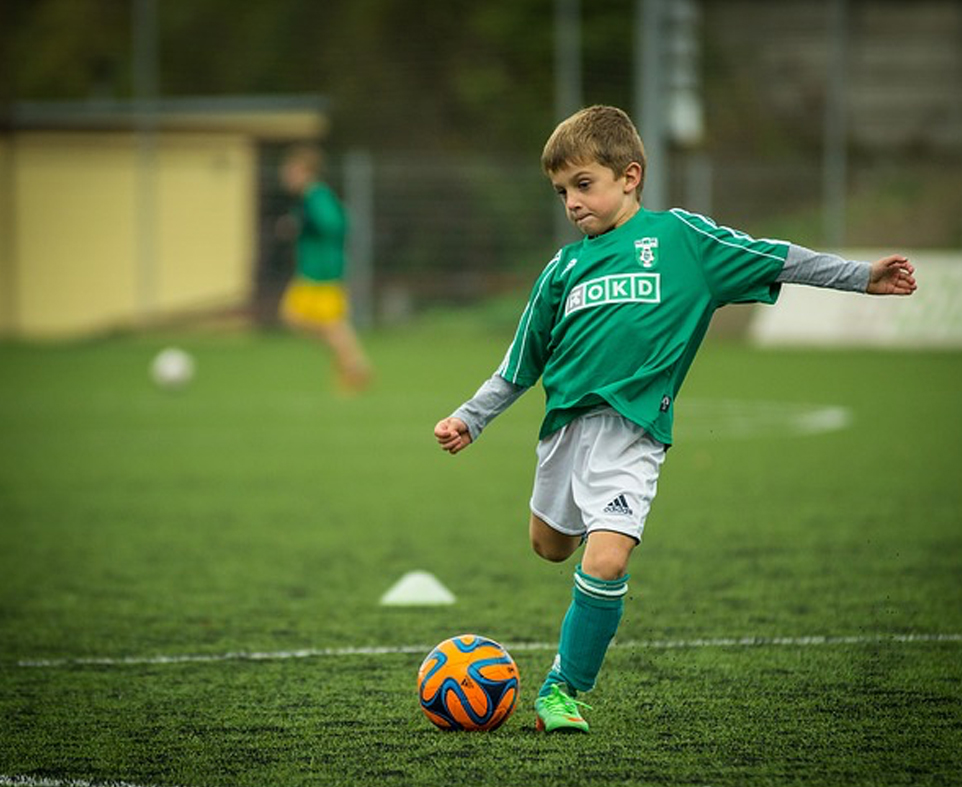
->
[3, 0, 961, 335]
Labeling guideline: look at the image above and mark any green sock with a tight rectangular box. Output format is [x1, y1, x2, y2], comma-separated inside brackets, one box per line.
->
[538, 564, 628, 697]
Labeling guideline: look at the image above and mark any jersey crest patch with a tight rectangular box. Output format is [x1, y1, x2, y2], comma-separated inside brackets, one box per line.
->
[635, 237, 659, 268]
[565, 273, 661, 316]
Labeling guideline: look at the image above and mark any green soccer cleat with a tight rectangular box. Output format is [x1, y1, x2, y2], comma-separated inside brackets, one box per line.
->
[534, 683, 591, 733]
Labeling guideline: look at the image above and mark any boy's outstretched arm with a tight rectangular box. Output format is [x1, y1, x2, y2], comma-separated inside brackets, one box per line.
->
[776, 245, 917, 297]
[434, 373, 528, 456]
[435, 417, 472, 455]
[867, 255, 916, 295]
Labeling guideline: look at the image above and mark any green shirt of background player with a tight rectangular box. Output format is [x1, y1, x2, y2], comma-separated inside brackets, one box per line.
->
[295, 180, 347, 283]
[279, 145, 372, 392]
[434, 105, 916, 734]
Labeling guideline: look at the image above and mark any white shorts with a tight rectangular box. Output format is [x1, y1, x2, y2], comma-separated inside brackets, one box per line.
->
[530, 408, 666, 543]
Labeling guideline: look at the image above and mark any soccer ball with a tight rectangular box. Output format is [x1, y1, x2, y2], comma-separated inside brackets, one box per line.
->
[150, 347, 195, 390]
[417, 634, 519, 731]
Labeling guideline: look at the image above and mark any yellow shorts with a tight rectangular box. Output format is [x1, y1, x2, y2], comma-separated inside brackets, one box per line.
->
[280, 280, 349, 326]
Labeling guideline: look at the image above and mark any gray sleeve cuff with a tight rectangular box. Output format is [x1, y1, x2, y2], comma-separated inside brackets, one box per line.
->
[451, 373, 527, 441]
[777, 244, 871, 292]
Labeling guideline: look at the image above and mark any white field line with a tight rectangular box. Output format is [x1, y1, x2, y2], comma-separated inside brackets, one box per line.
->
[0, 777, 186, 787]
[14, 632, 962, 669]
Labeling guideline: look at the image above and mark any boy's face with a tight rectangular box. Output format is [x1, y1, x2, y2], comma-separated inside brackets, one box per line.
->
[280, 159, 313, 195]
[549, 160, 642, 237]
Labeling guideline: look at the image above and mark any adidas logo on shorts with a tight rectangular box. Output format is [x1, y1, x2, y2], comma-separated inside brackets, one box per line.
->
[603, 494, 633, 517]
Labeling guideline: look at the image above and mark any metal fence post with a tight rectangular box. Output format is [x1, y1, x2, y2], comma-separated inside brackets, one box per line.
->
[344, 149, 375, 328]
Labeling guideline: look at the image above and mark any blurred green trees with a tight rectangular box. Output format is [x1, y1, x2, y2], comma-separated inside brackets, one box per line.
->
[3, 0, 959, 251]
[1, 0, 565, 153]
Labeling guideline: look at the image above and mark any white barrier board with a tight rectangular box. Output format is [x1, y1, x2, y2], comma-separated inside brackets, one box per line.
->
[749, 251, 962, 348]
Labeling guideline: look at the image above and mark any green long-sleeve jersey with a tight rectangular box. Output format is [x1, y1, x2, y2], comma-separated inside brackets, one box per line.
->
[498, 207, 789, 444]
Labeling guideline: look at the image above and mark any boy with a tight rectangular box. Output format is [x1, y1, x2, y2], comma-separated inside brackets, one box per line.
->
[279, 145, 372, 392]
[433, 105, 916, 733]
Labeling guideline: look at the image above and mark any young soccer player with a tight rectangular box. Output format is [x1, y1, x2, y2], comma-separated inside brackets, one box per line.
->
[433, 105, 916, 733]
[279, 145, 372, 392]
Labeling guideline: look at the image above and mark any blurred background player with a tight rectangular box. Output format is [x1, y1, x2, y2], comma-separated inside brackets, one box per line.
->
[279, 145, 372, 392]
[434, 105, 917, 734]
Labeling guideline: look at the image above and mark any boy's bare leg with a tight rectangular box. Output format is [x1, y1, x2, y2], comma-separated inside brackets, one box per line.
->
[315, 320, 372, 390]
[529, 513, 580, 562]
[284, 312, 372, 392]
[582, 531, 635, 580]
[529, 515, 635, 579]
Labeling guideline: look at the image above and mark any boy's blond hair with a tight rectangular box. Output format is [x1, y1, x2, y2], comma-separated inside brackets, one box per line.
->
[541, 105, 646, 199]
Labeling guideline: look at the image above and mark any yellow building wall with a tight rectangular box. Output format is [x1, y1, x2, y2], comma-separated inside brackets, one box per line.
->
[155, 134, 255, 313]
[13, 133, 140, 337]
[2, 131, 255, 339]
[0, 137, 14, 334]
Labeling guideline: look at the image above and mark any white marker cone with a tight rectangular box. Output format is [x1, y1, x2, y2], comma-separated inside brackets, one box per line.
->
[379, 571, 456, 606]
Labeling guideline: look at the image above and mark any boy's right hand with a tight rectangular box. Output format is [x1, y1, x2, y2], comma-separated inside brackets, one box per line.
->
[434, 417, 472, 455]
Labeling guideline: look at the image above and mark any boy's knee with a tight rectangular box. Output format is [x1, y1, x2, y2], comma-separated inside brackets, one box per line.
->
[530, 537, 574, 563]
[582, 532, 635, 580]
[582, 553, 629, 580]
[529, 515, 580, 563]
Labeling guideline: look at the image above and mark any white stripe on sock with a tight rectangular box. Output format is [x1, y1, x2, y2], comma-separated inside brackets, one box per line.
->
[574, 572, 628, 599]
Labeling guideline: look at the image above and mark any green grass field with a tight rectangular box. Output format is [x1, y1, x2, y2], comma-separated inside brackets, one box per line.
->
[1, 311, 961, 787]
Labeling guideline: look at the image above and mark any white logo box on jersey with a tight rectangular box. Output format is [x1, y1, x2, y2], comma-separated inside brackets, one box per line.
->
[565, 273, 661, 316]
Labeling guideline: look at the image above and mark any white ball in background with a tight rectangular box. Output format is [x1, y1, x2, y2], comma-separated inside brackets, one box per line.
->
[150, 347, 195, 390]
